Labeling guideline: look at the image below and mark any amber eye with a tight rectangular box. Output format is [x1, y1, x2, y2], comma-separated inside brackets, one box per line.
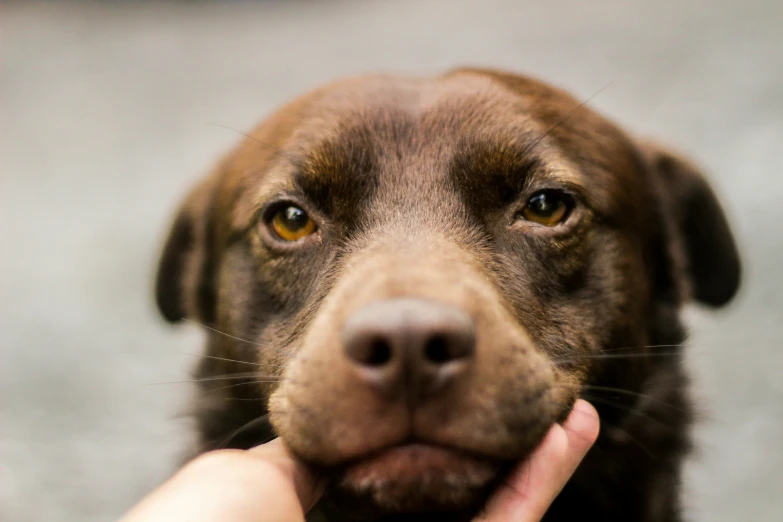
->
[270, 205, 317, 241]
[521, 190, 573, 226]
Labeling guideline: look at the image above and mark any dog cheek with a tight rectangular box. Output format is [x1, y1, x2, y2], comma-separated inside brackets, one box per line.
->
[268, 385, 315, 458]
[433, 310, 567, 457]
[268, 335, 409, 465]
[266, 354, 334, 462]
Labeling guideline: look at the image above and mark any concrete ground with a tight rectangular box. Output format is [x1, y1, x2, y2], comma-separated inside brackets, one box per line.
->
[2, 1, 781, 520]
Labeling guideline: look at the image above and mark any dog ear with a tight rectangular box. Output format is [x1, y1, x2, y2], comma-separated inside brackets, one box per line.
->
[155, 175, 219, 324]
[642, 142, 741, 307]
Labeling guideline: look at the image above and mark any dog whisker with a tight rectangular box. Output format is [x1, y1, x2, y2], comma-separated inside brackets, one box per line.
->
[551, 343, 689, 364]
[603, 343, 687, 352]
[578, 394, 672, 427]
[547, 396, 658, 456]
[543, 382, 686, 416]
[148, 372, 282, 386]
[210, 379, 289, 393]
[581, 385, 687, 413]
[180, 320, 300, 368]
[553, 351, 681, 364]
[595, 420, 654, 457]
[207, 123, 307, 172]
[183, 318, 266, 347]
[216, 413, 275, 449]
[196, 353, 287, 368]
[520, 81, 614, 157]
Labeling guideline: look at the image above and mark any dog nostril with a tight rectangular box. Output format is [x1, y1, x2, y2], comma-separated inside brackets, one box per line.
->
[423, 333, 473, 364]
[424, 336, 450, 363]
[366, 339, 393, 367]
[343, 298, 476, 392]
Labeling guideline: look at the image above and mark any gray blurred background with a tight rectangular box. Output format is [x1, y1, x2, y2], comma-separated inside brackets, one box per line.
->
[2, 1, 781, 521]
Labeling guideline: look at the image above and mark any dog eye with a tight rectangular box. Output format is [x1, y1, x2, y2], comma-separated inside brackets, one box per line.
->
[521, 190, 573, 226]
[270, 205, 317, 241]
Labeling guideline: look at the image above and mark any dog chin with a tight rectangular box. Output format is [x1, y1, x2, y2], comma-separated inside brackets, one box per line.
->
[327, 444, 505, 515]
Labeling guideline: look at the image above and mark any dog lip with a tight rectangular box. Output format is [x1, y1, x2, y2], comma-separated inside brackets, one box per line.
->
[332, 440, 506, 506]
[331, 438, 504, 471]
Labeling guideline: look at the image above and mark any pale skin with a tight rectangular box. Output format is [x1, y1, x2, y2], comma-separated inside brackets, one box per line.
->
[121, 400, 599, 522]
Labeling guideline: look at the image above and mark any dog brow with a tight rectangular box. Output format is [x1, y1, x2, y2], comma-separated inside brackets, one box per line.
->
[450, 137, 543, 206]
[292, 131, 380, 218]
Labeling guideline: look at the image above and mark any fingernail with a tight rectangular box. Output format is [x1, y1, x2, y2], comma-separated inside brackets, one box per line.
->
[571, 399, 598, 420]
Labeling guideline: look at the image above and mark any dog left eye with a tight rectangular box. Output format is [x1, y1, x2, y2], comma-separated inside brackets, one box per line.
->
[270, 205, 317, 241]
[521, 190, 573, 226]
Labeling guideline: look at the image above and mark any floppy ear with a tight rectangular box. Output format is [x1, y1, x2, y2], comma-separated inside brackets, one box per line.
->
[642, 142, 741, 307]
[155, 175, 219, 324]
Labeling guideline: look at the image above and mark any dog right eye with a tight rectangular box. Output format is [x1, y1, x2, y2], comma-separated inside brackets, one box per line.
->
[269, 205, 317, 241]
[521, 189, 574, 226]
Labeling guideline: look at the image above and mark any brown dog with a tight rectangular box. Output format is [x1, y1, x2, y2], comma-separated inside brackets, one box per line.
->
[155, 68, 740, 521]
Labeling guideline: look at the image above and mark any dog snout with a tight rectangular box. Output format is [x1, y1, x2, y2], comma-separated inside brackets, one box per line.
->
[342, 298, 476, 399]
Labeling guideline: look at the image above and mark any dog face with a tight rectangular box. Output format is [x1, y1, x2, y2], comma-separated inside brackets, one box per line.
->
[155, 68, 740, 518]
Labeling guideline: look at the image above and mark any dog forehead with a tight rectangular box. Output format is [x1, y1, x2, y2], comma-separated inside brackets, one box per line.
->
[276, 72, 563, 192]
[228, 71, 642, 232]
[290, 71, 554, 140]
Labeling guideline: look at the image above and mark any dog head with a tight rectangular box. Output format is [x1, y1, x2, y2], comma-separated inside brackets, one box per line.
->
[155, 68, 740, 517]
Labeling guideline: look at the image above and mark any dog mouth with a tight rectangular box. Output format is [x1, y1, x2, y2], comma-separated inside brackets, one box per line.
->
[343, 442, 501, 481]
[323, 441, 508, 513]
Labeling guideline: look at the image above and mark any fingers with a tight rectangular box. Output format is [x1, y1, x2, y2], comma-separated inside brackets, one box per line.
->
[120, 440, 325, 522]
[248, 439, 326, 512]
[477, 400, 600, 522]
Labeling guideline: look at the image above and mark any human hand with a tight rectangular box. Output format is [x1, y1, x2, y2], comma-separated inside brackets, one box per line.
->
[119, 438, 324, 522]
[120, 399, 599, 522]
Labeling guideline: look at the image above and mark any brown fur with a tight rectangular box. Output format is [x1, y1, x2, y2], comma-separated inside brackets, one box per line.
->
[155, 68, 740, 521]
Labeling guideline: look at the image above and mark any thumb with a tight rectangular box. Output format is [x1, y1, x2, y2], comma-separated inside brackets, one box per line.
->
[476, 400, 600, 522]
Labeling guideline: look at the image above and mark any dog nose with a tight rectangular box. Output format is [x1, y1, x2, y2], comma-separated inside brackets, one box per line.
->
[342, 298, 476, 398]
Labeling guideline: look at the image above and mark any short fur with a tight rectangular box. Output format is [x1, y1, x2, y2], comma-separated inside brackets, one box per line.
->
[155, 68, 740, 521]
